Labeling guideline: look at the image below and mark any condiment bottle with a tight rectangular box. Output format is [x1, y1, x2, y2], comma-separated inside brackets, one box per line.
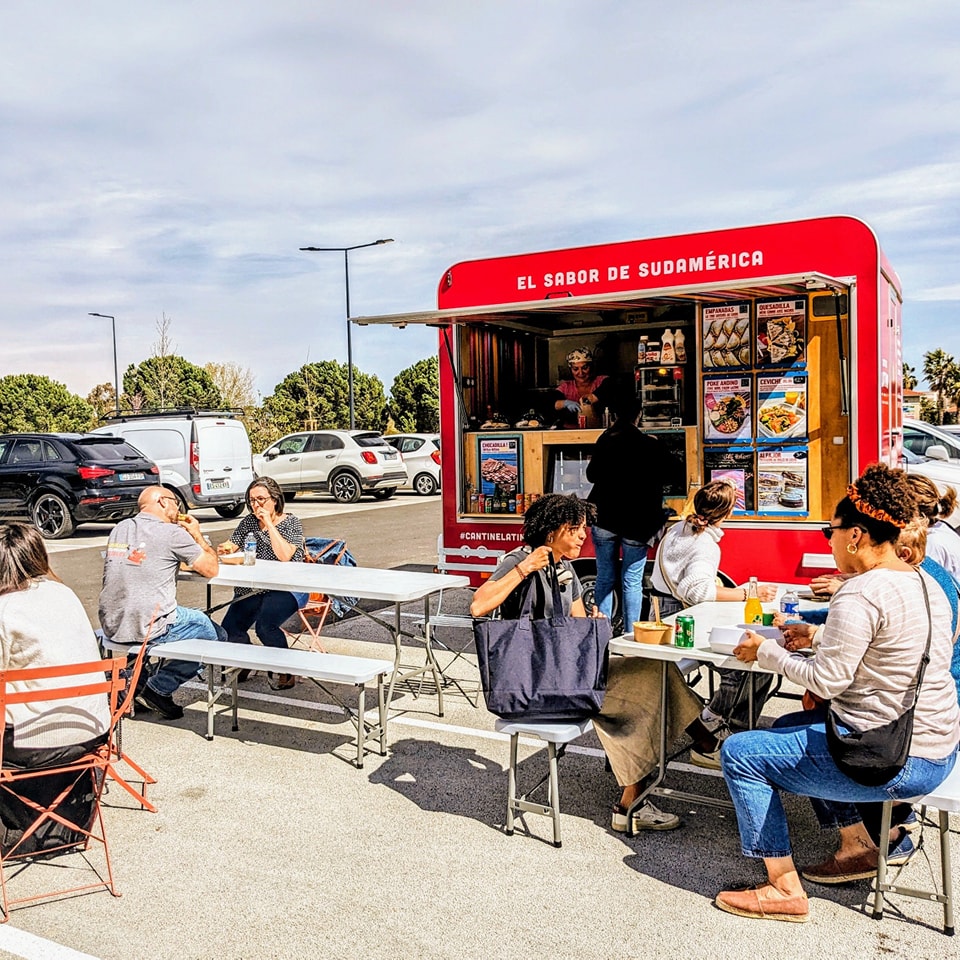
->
[743, 576, 763, 624]
[660, 329, 675, 364]
[674, 328, 687, 363]
[638, 335, 649, 365]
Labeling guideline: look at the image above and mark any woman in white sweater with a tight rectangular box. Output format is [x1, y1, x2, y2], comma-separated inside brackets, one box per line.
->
[0, 522, 110, 855]
[651, 480, 777, 767]
[716, 464, 960, 923]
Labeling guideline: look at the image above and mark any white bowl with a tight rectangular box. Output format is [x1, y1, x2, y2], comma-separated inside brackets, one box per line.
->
[708, 625, 747, 655]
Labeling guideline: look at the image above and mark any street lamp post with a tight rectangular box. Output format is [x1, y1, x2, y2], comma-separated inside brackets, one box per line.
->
[88, 313, 119, 416]
[298, 239, 394, 430]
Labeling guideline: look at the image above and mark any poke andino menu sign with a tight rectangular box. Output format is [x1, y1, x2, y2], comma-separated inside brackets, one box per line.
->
[703, 376, 752, 443]
[756, 298, 806, 367]
[757, 374, 808, 443]
[477, 436, 521, 496]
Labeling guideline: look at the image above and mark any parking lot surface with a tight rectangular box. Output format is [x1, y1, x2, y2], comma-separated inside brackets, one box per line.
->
[0, 498, 955, 960]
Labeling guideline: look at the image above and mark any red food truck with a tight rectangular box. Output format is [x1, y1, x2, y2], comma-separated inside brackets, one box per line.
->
[358, 216, 902, 617]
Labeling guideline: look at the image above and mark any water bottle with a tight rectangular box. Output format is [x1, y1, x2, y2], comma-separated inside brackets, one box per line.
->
[780, 588, 800, 618]
[243, 532, 257, 566]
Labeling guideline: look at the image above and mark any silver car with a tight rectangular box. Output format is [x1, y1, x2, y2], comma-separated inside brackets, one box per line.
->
[253, 430, 408, 504]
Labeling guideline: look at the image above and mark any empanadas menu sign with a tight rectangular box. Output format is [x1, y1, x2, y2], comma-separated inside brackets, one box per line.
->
[756, 298, 805, 367]
[701, 303, 751, 369]
[757, 447, 809, 516]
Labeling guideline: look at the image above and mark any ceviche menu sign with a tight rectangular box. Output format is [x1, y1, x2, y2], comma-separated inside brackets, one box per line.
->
[757, 374, 807, 443]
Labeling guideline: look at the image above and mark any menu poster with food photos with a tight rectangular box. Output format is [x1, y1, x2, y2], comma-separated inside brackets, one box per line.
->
[477, 436, 521, 497]
[704, 448, 756, 516]
[757, 374, 808, 443]
[756, 298, 806, 367]
[701, 303, 751, 370]
[703, 377, 752, 443]
[757, 447, 809, 516]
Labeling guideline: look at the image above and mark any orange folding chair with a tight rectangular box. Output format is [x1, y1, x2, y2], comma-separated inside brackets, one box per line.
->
[0, 656, 127, 920]
[284, 539, 350, 654]
[104, 635, 157, 813]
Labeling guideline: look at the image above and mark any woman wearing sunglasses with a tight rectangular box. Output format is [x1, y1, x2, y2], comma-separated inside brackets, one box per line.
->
[218, 477, 306, 690]
[715, 463, 959, 923]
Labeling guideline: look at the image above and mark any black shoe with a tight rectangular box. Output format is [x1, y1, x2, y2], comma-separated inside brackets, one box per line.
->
[135, 685, 185, 721]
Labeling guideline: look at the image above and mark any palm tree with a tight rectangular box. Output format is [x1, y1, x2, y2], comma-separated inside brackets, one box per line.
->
[902, 362, 918, 391]
[922, 349, 957, 424]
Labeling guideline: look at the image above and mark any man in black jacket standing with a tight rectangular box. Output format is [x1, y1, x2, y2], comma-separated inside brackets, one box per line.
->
[586, 398, 683, 630]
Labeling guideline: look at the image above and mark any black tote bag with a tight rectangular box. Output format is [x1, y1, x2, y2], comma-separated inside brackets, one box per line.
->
[473, 560, 611, 721]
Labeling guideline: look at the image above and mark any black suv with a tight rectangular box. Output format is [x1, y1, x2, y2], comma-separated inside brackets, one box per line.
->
[0, 433, 159, 539]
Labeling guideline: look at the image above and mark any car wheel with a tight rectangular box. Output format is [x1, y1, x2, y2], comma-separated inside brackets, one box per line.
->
[370, 488, 396, 501]
[214, 502, 245, 519]
[171, 489, 189, 514]
[31, 492, 77, 539]
[412, 472, 438, 496]
[284, 490, 297, 501]
[330, 472, 362, 504]
[578, 571, 623, 636]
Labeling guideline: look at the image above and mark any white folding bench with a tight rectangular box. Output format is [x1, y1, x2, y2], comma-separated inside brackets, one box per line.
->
[158, 638, 393, 768]
[494, 717, 593, 848]
[872, 761, 960, 935]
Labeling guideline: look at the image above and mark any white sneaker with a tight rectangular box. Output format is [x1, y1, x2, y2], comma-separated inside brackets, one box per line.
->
[689, 746, 722, 770]
[611, 800, 680, 832]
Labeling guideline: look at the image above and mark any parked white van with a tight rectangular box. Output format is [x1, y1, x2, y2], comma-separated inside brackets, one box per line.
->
[92, 411, 254, 517]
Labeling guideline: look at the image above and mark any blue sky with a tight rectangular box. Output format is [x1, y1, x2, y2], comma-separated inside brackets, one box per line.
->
[2, 1, 958, 400]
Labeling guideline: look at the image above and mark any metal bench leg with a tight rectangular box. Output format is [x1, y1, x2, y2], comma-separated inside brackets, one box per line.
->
[871, 800, 895, 920]
[940, 808, 954, 935]
[506, 733, 519, 835]
[548, 742, 562, 848]
[377, 676, 388, 755]
[356, 686, 366, 769]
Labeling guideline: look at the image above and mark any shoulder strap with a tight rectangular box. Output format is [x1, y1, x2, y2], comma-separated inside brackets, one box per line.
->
[909, 571, 934, 709]
[656, 533, 679, 598]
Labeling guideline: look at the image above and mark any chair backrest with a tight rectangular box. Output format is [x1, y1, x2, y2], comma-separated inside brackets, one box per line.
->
[0, 657, 127, 769]
[303, 539, 352, 606]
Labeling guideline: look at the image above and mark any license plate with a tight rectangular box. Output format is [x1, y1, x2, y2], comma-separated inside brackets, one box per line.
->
[383, 450, 397, 459]
[119, 472, 145, 481]
[207, 480, 230, 491]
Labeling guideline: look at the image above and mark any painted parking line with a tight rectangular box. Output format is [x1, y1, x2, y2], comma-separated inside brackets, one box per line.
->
[0, 925, 102, 960]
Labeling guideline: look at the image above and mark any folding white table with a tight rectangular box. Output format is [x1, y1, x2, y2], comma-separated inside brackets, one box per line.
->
[609, 586, 818, 832]
[204, 559, 471, 715]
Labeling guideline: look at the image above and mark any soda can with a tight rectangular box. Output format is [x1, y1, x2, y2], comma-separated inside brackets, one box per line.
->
[477, 493, 485, 512]
[577, 414, 587, 429]
[508, 498, 516, 513]
[516, 493, 525, 514]
[674, 615, 695, 648]
[470, 493, 479, 512]
[484, 497, 492, 514]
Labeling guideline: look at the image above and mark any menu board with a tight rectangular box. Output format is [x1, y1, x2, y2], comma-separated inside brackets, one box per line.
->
[702, 303, 751, 370]
[704, 448, 756, 516]
[703, 376, 752, 443]
[757, 447, 809, 516]
[756, 298, 806, 367]
[757, 373, 808, 443]
[645, 429, 689, 497]
[477, 435, 521, 497]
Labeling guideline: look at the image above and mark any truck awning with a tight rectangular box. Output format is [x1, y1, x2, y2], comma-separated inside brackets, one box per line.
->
[351, 271, 852, 332]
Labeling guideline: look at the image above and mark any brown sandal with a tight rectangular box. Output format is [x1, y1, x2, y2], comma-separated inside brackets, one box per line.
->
[269, 673, 295, 690]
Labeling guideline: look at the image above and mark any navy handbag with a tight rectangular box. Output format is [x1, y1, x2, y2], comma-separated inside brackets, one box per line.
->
[473, 560, 611, 721]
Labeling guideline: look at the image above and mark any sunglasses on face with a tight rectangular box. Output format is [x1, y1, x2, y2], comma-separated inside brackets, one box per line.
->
[821, 525, 844, 541]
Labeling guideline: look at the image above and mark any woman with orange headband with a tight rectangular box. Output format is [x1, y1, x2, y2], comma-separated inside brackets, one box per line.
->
[714, 463, 959, 923]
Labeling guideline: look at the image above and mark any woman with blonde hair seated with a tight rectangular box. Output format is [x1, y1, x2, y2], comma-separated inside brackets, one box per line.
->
[905, 473, 960, 579]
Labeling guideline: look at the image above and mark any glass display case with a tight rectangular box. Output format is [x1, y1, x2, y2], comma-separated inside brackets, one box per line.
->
[546, 445, 593, 499]
[637, 365, 685, 425]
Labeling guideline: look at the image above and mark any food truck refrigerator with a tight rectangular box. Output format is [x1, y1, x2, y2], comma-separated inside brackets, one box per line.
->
[355, 216, 903, 610]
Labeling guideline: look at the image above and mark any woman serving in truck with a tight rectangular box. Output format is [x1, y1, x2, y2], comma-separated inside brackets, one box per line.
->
[552, 347, 615, 428]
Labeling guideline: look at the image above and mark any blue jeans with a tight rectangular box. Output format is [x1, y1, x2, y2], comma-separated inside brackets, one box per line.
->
[222, 591, 306, 650]
[591, 526, 647, 629]
[720, 721, 958, 858]
[146, 606, 228, 697]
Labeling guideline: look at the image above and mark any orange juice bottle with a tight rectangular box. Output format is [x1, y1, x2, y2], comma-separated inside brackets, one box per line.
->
[743, 577, 764, 624]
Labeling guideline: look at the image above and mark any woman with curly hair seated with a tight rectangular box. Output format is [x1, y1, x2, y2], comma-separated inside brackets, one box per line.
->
[715, 463, 959, 923]
[471, 493, 702, 834]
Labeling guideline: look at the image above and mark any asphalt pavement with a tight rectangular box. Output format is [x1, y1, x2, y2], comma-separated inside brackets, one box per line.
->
[0, 495, 955, 960]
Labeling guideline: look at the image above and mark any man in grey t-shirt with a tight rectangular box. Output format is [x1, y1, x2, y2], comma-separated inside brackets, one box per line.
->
[99, 486, 224, 720]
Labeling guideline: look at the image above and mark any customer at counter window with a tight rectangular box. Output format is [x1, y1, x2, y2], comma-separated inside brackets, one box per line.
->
[551, 347, 614, 428]
[649, 479, 778, 769]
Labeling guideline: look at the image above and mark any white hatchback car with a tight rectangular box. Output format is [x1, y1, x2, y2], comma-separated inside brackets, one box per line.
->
[253, 430, 407, 504]
[386, 433, 441, 496]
